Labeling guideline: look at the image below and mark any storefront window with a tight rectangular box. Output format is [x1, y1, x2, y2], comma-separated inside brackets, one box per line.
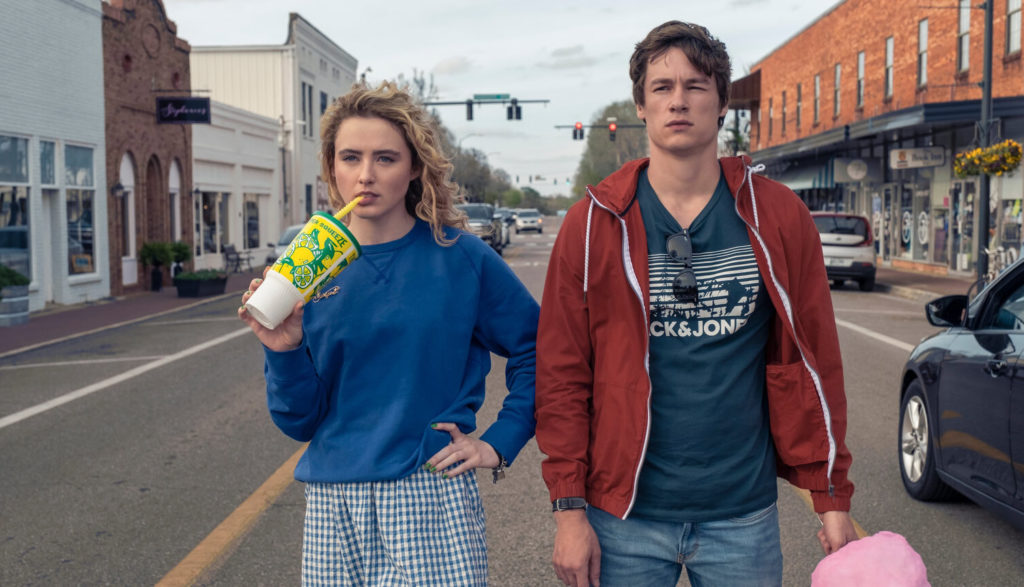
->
[243, 193, 260, 249]
[0, 186, 30, 278]
[952, 182, 976, 272]
[65, 145, 95, 275]
[40, 141, 55, 185]
[932, 208, 949, 265]
[201, 191, 219, 255]
[1, 135, 31, 278]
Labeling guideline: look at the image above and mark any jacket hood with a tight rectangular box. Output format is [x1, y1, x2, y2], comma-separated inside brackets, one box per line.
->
[587, 155, 758, 215]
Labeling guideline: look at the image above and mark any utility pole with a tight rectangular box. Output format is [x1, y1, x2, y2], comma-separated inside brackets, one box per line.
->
[977, 0, 994, 282]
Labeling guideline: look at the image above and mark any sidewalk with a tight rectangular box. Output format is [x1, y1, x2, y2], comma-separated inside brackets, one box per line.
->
[0, 266, 976, 359]
[0, 270, 260, 358]
[873, 266, 976, 302]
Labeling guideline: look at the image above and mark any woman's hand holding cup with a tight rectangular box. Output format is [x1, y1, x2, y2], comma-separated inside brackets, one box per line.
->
[239, 267, 305, 352]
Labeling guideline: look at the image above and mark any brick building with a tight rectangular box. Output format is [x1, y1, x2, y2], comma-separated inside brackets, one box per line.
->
[732, 0, 1023, 274]
[103, 0, 194, 294]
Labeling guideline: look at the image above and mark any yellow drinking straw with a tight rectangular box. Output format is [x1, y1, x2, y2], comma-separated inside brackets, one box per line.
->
[334, 196, 364, 221]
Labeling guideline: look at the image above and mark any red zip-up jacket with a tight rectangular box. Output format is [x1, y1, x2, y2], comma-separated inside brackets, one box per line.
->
[536, 155, 853, 519]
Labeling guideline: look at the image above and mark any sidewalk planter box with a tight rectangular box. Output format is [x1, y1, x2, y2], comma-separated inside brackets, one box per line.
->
[0, 284, 29, 326]
[173, 274, 228, 297]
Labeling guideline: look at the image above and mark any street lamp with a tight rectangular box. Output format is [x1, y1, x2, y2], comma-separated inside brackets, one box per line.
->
[457, 133, 481, 149]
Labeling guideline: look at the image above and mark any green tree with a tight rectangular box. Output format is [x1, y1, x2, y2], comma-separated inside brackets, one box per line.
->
[572, 100, 648, 198]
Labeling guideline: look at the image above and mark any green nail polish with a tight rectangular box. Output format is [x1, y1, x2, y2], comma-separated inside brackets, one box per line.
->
[430, 423, 437, 429]
[422, 463, 430, 470]
[441, 473, 448, 479]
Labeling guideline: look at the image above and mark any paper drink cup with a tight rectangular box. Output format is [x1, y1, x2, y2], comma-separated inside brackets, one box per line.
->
[245, 211, 361, 329]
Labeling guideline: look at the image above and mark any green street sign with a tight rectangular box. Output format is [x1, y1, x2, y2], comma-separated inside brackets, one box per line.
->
[473, 93, 510, 100]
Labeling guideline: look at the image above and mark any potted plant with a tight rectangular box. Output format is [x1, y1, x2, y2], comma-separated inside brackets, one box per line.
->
[139, 242, 173, 291]
[173, 268, 229, 297]
[0, 264, 31, 326]
[170, 241, 192, 277]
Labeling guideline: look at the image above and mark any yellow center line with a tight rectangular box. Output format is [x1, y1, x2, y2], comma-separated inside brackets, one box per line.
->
[790, 485, 869, 538]
[156, 445, 306, 587]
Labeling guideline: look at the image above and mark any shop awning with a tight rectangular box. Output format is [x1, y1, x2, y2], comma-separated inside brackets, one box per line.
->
[769, 162, 834, 191]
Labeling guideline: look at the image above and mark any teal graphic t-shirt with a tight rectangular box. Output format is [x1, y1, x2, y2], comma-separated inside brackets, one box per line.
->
[631, 167, 778, 522]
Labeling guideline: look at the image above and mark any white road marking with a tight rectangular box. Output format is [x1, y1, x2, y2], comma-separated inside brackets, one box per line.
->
[0, 328, 251, 431]
[0, 356, 165, 371]
[834, 308, 920, 316]
[835, 318, 915, 353]
[146, 317, 240, 326]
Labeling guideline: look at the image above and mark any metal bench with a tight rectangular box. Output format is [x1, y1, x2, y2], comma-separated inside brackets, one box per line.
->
[223, 244, 253, 273]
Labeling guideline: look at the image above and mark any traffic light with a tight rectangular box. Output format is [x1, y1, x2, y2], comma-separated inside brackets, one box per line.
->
[608, 122, 617, 141]
[573, 121, 584, 140]
[465, 99, 473, 121]
[507, 97, 522, 120]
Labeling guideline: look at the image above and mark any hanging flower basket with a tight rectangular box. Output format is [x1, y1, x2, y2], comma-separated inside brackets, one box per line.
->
[954, 139, 1023, 178]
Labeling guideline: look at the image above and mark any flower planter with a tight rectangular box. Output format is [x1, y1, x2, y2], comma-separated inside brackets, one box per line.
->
[173, 276, 228, 297]
[0, 284, 30, 326]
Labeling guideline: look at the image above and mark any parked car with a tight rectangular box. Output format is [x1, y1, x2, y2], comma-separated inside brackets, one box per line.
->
[811, 211, 875, 291]
[514, 208, 543, 234]
[898, 259, 1024, 531]
[266, 224, 304, 266]
[456, 203, 503, 254]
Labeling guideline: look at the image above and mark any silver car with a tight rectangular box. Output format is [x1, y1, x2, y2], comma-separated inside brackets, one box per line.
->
[514, 208, 543, 234]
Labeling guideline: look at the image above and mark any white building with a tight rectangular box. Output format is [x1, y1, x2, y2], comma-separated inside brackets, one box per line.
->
[191, 101, 281, 271]
[0, 0, 109, 311]
[189, 12, 358, 233]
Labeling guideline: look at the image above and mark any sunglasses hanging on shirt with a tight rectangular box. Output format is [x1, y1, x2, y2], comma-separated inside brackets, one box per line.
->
[666, 229, 699, 304]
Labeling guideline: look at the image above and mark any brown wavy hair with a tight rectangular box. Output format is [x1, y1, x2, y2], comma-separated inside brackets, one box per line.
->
[319, 81, 466, 244]
[630, 21, 732, 111]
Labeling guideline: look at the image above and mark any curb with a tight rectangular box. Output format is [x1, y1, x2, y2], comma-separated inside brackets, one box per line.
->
[0, 289, 242, 361]
[875, 283, 943, 304]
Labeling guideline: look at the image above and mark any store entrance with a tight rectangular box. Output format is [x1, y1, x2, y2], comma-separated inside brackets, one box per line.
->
[951, 180, 977, 272]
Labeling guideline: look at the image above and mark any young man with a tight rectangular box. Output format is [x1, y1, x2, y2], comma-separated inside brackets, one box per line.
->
[535, 21, 858, 586]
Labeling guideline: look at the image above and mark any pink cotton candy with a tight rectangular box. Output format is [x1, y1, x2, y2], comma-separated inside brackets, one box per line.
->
[811, 531, 930, 586]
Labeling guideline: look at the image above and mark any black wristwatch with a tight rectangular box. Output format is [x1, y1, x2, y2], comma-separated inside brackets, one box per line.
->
[552, 497, 588, 512]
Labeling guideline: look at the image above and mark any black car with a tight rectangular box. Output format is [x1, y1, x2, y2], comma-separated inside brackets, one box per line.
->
[456, 203, 503, 254]
[899, 260, 1024, 531]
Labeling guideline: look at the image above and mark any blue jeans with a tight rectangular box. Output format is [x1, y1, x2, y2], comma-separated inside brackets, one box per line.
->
[587, 502, 782, 587]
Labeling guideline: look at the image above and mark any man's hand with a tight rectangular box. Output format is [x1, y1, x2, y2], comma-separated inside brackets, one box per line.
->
[817, 510, 859, 555]
[552, 510, 600, 587]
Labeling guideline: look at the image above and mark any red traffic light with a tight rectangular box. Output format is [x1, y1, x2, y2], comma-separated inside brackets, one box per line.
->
[608, 122, 617, 132]
[575, 122, 583, 130]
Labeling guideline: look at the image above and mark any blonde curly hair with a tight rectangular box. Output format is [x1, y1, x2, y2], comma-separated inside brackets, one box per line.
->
[319, 81, 466, 244]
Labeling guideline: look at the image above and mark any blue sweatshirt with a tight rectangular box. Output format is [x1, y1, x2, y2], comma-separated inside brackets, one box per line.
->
[264, 219, 539, 483]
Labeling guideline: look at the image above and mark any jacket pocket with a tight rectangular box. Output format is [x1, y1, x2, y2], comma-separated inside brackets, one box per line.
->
[765, 361, 829, 466]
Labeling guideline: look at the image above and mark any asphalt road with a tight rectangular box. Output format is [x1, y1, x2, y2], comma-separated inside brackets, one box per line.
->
[1, 216, 1023, 586]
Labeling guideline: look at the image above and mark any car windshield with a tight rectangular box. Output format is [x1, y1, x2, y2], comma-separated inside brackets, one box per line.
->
[813, 215, 868, 238]
[519, 210, 540, 218]
[458, 204, 493, 220]
[278, 226, 302, 246]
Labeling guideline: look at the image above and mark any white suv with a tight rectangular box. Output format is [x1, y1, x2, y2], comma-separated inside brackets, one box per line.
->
[811, 212, 876, 291]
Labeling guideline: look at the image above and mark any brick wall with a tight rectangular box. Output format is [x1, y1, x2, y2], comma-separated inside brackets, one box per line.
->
[103, 0, 194, 295]
[751, 0, 1024, 152]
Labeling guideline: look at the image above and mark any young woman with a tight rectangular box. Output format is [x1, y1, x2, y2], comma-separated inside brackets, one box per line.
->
[238, 81, 539, 585]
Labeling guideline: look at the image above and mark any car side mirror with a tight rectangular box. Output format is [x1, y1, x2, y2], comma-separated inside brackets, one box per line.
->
[926, 294, 968, 327]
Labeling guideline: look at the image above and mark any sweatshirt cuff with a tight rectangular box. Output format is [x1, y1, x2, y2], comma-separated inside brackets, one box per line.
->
[264, 343, 315, 377]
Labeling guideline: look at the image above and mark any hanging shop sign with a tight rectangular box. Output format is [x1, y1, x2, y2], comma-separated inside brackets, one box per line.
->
[156, 97, 211, 124]
[889, 147, 945, 170]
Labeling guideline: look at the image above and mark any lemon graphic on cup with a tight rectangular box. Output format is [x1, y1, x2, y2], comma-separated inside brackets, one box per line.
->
[280, 229, 324, 289]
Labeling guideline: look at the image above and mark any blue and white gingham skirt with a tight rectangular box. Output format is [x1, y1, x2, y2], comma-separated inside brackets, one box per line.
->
[302, 467, 488, 586]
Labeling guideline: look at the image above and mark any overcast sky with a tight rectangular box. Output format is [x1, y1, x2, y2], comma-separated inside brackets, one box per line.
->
[163, 0, 837, 196]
